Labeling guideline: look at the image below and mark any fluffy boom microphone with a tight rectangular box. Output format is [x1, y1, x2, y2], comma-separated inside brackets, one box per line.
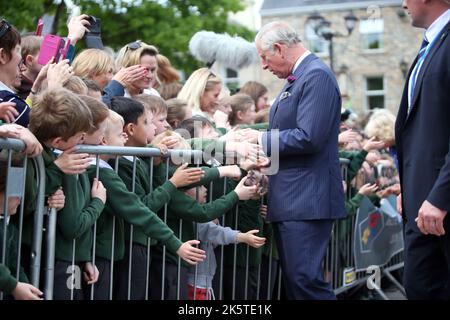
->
[189, 31, 259, 70]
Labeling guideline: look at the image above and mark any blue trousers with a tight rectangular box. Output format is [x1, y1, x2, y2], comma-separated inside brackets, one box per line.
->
[273, 219, 335, 300]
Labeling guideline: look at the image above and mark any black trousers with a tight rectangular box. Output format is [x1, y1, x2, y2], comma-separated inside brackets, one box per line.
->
[53, 260, 84, 300]
[258, 255, 279, 300]
[223, 265, 258, 300]
[114, 243, 150, 300]
[89, 257, 112, 300]
[403, 221, 450, 299]
[149, 258, 188, 300]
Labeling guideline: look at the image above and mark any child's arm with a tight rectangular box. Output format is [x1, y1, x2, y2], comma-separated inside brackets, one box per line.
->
[57, 176, 106, 239]
[346, 183, 379, 216]
[0, 263, 17, 294]
[197, 221, 239, 246]
[101, 163, 206, 264]
[169, 177, 257, 223]
[236, 230, 266, 248]
[0, 264, 43, 299]
[99, 168, 182, 253]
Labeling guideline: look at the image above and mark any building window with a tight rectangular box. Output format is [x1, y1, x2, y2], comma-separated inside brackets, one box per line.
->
[305, 22, 329, 55]
[365, 76, 385, 109]
[360, 19, 384, 51]
[222, 67, 239, 93]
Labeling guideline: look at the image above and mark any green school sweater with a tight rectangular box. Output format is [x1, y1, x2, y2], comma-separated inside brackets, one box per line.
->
[55, 171, 104, 262]
[0, 221, 29, 294]
[114, 157, 181, 247]
[87, 161, 182, 259]
[153, 189, 239, 267]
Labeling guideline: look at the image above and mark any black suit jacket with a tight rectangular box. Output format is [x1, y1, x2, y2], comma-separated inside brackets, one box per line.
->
[395, 20, 450, 231]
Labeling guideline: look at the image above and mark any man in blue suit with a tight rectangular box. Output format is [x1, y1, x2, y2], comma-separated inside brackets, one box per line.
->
[254, 22, 346, 299]
[395, 0, 450, 299]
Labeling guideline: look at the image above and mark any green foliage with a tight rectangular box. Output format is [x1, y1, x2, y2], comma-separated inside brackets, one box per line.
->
[1, 0, 254, 75]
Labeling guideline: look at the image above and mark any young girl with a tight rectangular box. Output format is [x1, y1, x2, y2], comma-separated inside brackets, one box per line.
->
[228, 93, 256, 127]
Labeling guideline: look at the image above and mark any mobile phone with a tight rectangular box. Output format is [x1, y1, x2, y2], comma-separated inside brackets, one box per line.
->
[84, 16, 104, 49]
[37, 34, 66, 65]
[35, 18, 44, 36]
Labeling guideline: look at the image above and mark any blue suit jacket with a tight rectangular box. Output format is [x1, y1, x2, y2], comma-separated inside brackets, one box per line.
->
[262, 54, 346, 222]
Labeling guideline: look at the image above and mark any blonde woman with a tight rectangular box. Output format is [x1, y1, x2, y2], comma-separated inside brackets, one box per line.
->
[116, 40, 159, 96]
[177, 68, 222, 121]
[364, 109, 396, 149]
[72, 48, 115, 90]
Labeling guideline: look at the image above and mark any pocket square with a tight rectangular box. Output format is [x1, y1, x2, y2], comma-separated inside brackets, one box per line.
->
[280, 91, 291, 101]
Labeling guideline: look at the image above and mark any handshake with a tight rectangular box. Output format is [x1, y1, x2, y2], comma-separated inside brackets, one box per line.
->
[244, 170, 268, 195]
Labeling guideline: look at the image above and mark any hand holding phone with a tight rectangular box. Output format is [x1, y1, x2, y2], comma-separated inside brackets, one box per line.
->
[84, 16, 104, 49]
[35, 18, 44, 36]
[67, 14, 90, 44]
[37, 34, 66, 66]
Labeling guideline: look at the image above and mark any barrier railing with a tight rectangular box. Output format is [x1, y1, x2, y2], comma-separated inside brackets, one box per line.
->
[0, 141, 405, 300]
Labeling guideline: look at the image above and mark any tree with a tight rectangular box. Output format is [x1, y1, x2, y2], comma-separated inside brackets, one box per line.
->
[1, 0, 254, 75]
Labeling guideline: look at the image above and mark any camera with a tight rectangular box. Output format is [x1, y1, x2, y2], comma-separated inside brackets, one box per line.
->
[84, 16, 104, 49]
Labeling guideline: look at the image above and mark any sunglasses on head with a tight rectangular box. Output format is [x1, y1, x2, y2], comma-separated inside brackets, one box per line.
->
[126, 40, 142, 51]
[0, 18, 11, 39]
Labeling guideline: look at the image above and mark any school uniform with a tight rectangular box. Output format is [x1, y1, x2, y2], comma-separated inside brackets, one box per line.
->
[112, 157, 183, 300]
[52, 153, 104, 300]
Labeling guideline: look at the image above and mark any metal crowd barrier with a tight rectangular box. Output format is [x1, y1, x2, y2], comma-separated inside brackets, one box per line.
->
[0, 140, 405, 301]
[326, 158, 405, 299]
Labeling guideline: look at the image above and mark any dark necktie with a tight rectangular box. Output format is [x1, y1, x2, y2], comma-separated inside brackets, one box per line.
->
[408, 38, 429, 113]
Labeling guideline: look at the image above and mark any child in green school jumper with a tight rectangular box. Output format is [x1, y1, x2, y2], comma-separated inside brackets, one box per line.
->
[28, 89, 107, 300]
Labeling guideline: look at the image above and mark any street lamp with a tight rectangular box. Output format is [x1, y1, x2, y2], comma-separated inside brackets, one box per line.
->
[307, 11, 358, 73]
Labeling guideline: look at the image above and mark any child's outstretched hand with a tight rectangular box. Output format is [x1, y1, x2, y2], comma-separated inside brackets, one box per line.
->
[12, 282, 43, 300]
[176, 240, 206, 265]
[358, 183, 379, 196]
[236, 230, 266, 248]
[169, 163, 204, 188]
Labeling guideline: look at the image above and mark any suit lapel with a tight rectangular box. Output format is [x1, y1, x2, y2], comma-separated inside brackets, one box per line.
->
[269, 54, 317, 125]
[270, 82, 291, 122]
[407, 22, 450, 120]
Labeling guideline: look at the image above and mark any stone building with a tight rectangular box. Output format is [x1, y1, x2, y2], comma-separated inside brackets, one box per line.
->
[226, 0, 424, 116]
